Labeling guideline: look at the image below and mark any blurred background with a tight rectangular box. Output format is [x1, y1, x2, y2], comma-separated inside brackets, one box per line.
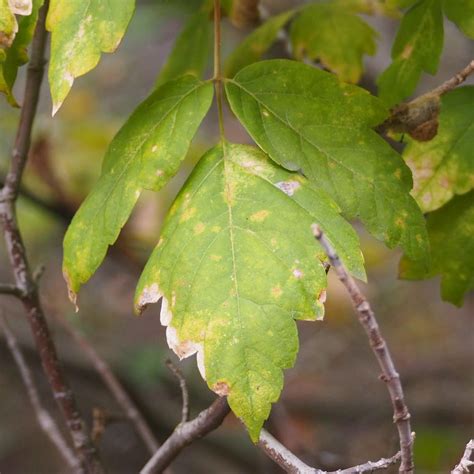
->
[0, 1, 473, 472]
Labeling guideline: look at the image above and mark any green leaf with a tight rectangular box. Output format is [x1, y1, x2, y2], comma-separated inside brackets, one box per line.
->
[135, 143, 365, 441]
[400, 191, 474, 306]
[0, 0, 43, 106]
[155, 11, 212, 87]
[443, 0, 474, 39]
[225, 59, 429, 264]
[63, 76, 214, 300]
[290, 4, 377, 83]
[377, 0, 444, 106]
[46, 0, 135, 115]
[332, 0, 406, 16]
[0, 0, 18, 48]
[404, 86, 474, 212]
[224, 10, 295, 78]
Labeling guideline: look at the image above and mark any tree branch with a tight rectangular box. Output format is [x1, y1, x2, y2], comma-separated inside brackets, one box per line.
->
[0, 283, 23, 297]
[312, 225, 414, 474]
[140, 397, 230, 474]
[0, 315, 81, 473]
[452, 440, 474, 474]
[377, 59, 474, 141]
[166, 359, 190, 424]
[55, 314, 160, 455]
[0, 2, 103, 472]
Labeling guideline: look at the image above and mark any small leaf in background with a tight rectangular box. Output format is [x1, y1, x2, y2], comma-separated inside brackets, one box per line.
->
[290, 3, 377, 84]
[135, 143, 364, 441]
[377, 0, 444, 106]
[226, 59, 429, 265]
[155, 10, 212, 88]
[443, 0, 474, 39]
[63, 76, 213, 301]
[224, 10, 295, 78]
[400, 191, 474, 306]
[46, 0, 135, 115]
[404, 86, 474, 213]
[333, 0, 403, 17]
[0, 0, 43, 106]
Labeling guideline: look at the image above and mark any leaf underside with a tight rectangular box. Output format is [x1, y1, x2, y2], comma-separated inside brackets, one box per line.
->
[225, 59, 429, 265]
[400, 191, 474, 306]
[63, 76, 214, 298]
[404, 86, 474, 213]
[46, 0, 135, 114]
[135, 143, 364, 440]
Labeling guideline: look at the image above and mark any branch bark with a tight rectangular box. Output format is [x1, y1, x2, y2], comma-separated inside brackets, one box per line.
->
[452, 440, 474, 474]
[0, 315, 81, 472]
[140, 397, 230, 474]
[377, 59, 474, 141]
[312, 225, 414, 474]
[55, 314, 160, 455]
[0, 2, 103, 472]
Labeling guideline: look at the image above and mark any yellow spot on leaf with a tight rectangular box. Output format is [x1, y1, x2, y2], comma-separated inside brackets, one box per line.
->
[210, 254, 222, 261]
[180, 207, 196, 222]
[194, 222, 206, 235]
[250, 209, 270, 222]
[271, 285, 282, 298]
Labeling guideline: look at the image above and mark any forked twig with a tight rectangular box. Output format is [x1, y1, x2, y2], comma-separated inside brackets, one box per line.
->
[312, 224, 414, 473]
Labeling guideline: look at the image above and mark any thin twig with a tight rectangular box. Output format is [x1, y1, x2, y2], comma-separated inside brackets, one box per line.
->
[0, 2, 103, 472]
[377, 59, 474, 140]
[0, 315, 81, 473]
[55, 314, 160, 454]
[0, 283, 23, 297]
[312, 224, 414, 474]
[140, 397, 230, 474]
[166, 359, 190, 423]
[452, 440, 474, 474]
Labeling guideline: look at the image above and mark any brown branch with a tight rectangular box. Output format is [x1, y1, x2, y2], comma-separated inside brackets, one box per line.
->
[0, 2, 103, 472]
[140, 397, 230, 474]
[0, 315, 81, 472]
[55, 314, 160, 455]
[312, 225, 414, 474]
[0, 283, 23, 297]
[377, 59, 474, 141]
[452, 440, 474, 474]
[166, 359, 190, 423]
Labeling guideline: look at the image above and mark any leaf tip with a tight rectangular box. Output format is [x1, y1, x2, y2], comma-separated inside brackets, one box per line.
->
[63, 269, 79, 312]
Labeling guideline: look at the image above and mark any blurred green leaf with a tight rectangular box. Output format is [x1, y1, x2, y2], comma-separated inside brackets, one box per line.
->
[226, 59, 429, 265]
[63, 76, 214, 300]
[135, 143, 364, 441]
[290, 3, 377, 83]
[443, 0, 474, 39]
[155, 10, 212, 87]
[400, 191, 474, 306]
[224, 10, 295, 78]
[404, 86, 474, 212]
[377, 0, 444, 106]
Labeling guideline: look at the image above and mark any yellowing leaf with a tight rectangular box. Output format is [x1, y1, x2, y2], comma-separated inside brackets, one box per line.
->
[225, 60, 429, 264]
[46, 0, 135, 115]
[377, 0, 444, 106]
[0, 0, 18, 48]
[0, 0, 43, 106]
[290, 3, 377, 83]
[135, 143, 365, 441]
[404, 86, 474, 212]
[63, 76, 214, 300]
[400, 191, 474, 306]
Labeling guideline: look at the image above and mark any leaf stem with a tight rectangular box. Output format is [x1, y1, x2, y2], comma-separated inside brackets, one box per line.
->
[213, 0, 226, 139]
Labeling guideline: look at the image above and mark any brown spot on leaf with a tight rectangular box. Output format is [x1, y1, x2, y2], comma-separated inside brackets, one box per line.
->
[212, 381, 230, 396]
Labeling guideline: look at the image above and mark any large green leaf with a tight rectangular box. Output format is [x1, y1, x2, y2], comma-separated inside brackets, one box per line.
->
[135, 143, 365, 440]
[46, 0, 135, 115]
[225, 59, 429, 264]
[377, 0, 444, 106]
[155, 10, 211, 87]
[290, 3, 377, 83]
[0, 0, 43, 106]
[443, 0, 474, 39]
[400, 191, 474, 306]
[63, 76, 214, 300]
[224, 10, 295, 78]
[404, 86, 474, 212]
